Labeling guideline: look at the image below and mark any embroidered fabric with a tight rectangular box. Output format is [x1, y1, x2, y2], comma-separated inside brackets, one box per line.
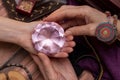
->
[2, 0, 66, 22]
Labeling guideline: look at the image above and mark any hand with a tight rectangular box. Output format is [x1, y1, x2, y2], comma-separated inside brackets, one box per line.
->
[48, 32, 75, 58]
[0, 17, 39, 54]
[78, 70, 94, 80]
[16, 22, 39, 54]
[44, 5, 112, 36]
[17, 21, 75, 57]
[31, 53, 78, 80]
[0, 17, 75, 57]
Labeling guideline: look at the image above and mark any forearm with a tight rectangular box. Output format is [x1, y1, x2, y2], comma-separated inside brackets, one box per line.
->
[0, 17, 28, 43]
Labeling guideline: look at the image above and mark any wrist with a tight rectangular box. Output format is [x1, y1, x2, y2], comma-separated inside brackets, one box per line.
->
[0, 19, 28, 44]
[16, 21, 39, 47]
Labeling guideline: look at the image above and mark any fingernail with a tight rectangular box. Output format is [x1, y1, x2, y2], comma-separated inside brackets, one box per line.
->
[37, 53, 42, 56]
[42, 17, 47, 21]
[65, 30, 72, 36]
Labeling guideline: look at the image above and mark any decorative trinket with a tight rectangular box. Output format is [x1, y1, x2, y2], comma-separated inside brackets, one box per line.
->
[16, 0, 36, 15]
[32, 22, 65, 55]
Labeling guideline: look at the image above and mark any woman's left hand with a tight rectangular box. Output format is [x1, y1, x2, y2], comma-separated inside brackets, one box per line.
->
[31, 53, 78, 80]
[17, 21, 75, 57]
[0, 17, 75, 57]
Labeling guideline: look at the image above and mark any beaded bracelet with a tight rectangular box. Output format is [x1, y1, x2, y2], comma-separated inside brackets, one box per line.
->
[0, 64, 32, 80]
[106, 11, 118, 26]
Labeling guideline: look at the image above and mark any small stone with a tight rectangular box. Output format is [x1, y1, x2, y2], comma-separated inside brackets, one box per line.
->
[32, 22, 65, 55]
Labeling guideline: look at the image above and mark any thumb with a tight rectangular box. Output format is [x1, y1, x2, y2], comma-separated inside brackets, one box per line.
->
[65, 24, 96, 36]
[37, 53, 56, 79]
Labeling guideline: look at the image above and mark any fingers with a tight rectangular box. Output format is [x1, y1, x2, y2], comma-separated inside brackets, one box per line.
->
[51, 47, 74, 58]
[61, 20, 77, 29]
[52, 52, 69, 58]
[64, 41, 76, 47]
[52, 41, 75, 58]
[44, 5, 76, 21]
[44, 5, 89, 22]
[61, 18, 85, 29]
[50, 47, 74, 58]
[31, 54, 56, 80]
[65, 35, 74, 41]
[51, 34, 75, 58]
[37, 53, 58, 80]
[65, 23, 97, 36]
[31, 54, 46, 78]
[37, 53, 55, 76]
[61, 47, 73, 53]
[61, 41, 75, 54]
[79, 70, 94, 80]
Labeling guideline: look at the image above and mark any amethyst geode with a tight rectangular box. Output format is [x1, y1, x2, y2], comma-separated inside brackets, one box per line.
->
[32, 22, 65, 55]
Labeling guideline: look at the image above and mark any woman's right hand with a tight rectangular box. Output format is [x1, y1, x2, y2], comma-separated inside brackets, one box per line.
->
[44, 5, 119, 36]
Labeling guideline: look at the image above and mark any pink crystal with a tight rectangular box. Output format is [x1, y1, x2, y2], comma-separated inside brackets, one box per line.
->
[32, 22, 65, 55]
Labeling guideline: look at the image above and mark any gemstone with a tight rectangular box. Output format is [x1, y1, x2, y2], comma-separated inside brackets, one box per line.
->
[32, 22, 65, 55]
